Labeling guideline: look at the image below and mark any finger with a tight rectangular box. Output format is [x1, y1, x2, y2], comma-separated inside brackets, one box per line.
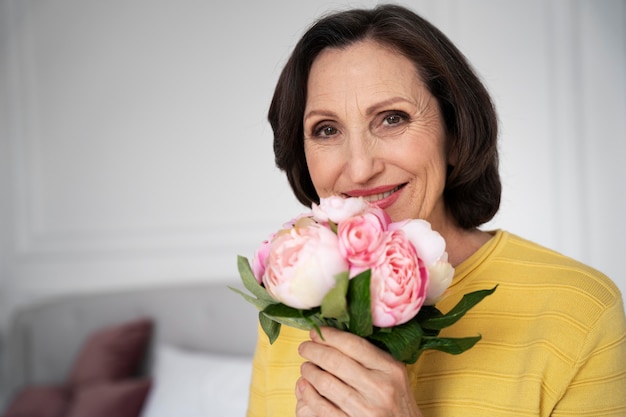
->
[309, 326, 397, 371]
[296, 374, 344, 417]
[299, 328, 410, 412]
[299, 339, 368, 393]
[300, 361, 369, 416]
[299, 348, 419, 416]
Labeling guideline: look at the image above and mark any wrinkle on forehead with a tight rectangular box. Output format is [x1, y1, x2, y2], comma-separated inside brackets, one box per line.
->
[305, 41, 433, 123]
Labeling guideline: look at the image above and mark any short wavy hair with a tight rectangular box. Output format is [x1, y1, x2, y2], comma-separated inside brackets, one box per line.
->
[269, 4, 501, 229]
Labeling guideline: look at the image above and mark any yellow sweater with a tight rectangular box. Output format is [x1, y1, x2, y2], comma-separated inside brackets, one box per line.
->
[246, 230, 626, 416]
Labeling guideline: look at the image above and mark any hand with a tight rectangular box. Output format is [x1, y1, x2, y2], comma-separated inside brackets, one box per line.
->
[296, 326, 424, 417]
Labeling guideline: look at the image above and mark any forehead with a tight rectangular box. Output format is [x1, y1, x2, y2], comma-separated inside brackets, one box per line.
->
[306, 40, 425, 108]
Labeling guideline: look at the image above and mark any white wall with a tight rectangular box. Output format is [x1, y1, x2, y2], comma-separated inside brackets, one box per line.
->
[0, 0, 624, 329]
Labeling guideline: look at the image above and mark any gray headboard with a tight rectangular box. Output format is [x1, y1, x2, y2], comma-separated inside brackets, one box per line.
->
[3, 281, 259, 397]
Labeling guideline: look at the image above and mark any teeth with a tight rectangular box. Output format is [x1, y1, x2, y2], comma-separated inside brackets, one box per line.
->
[362, 185, 402, 203]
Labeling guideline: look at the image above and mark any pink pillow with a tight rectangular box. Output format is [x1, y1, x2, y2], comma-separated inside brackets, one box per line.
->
[67, 318, 153, 388]
[66, 379, 152, 417]
[2, 384, 70, 417]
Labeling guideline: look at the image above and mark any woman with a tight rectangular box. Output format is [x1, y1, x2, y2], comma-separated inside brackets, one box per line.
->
[247, 4, 626, 416]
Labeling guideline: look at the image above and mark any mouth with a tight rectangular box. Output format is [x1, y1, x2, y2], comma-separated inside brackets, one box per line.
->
[346, 184, 406, 204]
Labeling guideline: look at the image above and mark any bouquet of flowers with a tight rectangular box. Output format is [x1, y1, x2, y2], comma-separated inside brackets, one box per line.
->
[232, 196, 496, 364]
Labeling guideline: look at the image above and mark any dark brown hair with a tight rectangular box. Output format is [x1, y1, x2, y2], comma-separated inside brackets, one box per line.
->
[269, 4, 500, 229]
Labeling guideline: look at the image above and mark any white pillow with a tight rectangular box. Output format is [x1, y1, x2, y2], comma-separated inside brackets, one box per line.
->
[140, 344, 253, 417]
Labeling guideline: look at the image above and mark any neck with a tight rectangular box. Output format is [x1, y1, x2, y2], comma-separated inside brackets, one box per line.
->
[437, 225, 492, 267]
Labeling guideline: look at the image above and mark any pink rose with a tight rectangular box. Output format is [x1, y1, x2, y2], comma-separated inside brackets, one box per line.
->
[337, 212, 387, 274]
[370, 230, 428, 327]
[263, 223, 348, 309]
[312, 196, 369, 224]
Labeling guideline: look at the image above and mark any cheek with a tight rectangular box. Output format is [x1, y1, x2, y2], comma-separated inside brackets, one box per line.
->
[304, 143, 334, 197]
[393, 138, 446, 176]
[414, 146, 448, 193]
[404, 127, 448, 178]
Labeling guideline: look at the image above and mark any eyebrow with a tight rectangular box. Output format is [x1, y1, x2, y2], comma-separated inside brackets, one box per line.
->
[364, 97, 412, 116]
[303, 109, 336, 124]
[304, 96, 413, 123]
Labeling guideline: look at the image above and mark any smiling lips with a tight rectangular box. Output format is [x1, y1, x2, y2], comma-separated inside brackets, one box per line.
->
[346, 184, 405, 207]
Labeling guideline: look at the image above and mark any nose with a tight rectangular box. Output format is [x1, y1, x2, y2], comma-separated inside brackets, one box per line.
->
[343, 131, 384, 184]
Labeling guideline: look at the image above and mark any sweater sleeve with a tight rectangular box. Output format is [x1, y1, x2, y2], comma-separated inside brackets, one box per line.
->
[552, 294, 626, 416]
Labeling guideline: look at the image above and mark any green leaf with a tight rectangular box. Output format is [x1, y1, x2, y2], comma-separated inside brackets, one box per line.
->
[266, 316, 314, 332]
[262, 304, 321, 332]
[236, 255, 275, 303]
[420, 335, 482, 355]
[229, 286, 274, 311]
[421, 285, 497, 331]
[369, 319, 424, 364]
[348, 270, 373, 337]
[259, 312, 281, 344]
[415, 305, 443, 321]
[306, 320, 325, 341]
[321, 272, 350, 324]
[263, 303, 306, 318]
[414, 305, 443, 337]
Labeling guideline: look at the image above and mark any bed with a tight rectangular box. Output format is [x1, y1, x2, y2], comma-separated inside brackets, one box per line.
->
[1, 281, 259, 417]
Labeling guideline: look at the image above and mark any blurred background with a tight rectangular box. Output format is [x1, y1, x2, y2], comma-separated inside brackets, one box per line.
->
[0, 0, 624, 385]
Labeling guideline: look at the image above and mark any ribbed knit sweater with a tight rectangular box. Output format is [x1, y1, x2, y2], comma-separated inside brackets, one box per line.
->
[246, 230, 626, 416]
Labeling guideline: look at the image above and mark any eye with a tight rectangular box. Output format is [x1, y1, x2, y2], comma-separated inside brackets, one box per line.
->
[372, 111, 410, 137]
[313, 124, 339, 138]
[382, 112, 407, 126]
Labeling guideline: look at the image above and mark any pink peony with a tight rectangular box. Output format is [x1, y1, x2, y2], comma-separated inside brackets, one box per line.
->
[263, 223, 348, 309]
[389, 219, 453, 305]
[282, 212, 314, 229]
[388, 219, 446, 265]
[424, 260, 454, 305]
[370, 230, 428, 327]
[312, 196, 369, 224]
[251, 235, 274, 284]
[364, 203, 393, 230]
[337, 211, 387, 274]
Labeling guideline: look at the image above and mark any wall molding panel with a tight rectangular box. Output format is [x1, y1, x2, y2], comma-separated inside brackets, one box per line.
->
[2, 0, 303, 296]
[546, 0, 589, 262]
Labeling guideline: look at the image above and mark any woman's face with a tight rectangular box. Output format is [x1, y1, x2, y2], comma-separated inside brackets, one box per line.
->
[303, 40, 451, 228]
